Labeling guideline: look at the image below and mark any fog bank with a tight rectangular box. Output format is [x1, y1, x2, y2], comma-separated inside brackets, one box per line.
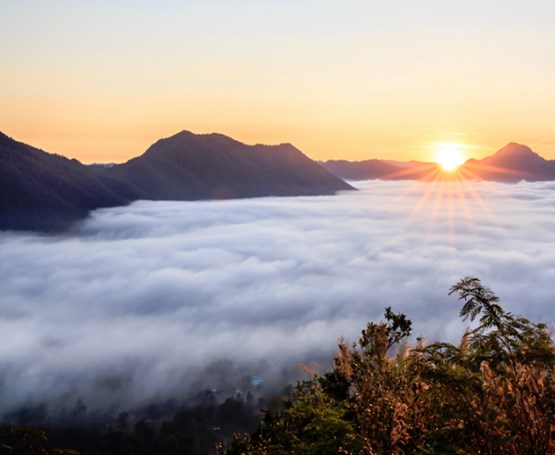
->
[1, 180, 554, 413]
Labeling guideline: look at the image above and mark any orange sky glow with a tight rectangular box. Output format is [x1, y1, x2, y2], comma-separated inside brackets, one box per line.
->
[1, 1, 555, 164]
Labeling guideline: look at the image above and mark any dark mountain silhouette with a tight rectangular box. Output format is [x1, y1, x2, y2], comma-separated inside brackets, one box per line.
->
[0, 131, 353, 231]
[0, 132, 131, 231]
[322, 158, 439, 181]
[460, 142, 555, 182]
[322, 159, 401, 180]
[104, 131, 353, 200]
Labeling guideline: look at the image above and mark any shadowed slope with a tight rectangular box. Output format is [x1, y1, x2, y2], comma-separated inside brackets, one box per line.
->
[105, 131, 353, 200]
[0, 132, 130, 231]
[0, 131, 353, 231]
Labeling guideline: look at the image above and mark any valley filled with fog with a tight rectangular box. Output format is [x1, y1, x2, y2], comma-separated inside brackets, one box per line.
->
[1, 179, 554, 414]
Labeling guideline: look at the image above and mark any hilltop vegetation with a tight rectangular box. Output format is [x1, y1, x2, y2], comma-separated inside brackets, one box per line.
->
[223, 277, 554, 454]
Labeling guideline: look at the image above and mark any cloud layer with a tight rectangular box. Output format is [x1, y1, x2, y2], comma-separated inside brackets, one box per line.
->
[1, 180, 554, 413]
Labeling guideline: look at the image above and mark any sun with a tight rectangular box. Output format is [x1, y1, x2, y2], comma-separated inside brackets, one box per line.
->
[434, 143, 466, 171]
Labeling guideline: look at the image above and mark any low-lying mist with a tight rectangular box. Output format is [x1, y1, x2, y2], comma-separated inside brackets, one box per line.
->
[1, 180, 554, 417]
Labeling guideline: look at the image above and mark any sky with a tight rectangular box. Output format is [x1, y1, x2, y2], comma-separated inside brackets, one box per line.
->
[1, 180, 554, 412]
[1, 1, 555, 163]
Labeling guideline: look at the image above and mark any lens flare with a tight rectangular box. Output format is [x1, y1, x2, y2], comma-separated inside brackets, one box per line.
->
[435, 143, 466, 171]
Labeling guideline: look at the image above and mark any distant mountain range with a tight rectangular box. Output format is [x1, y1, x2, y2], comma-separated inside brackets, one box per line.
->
[322, 143, 555, 183]
[0, 131, 353, 232]
[3, 132, 553, 232]
[322, 159, 441, 181]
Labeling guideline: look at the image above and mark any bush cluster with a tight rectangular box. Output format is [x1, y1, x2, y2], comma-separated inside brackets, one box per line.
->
[223, 278, 555, 454]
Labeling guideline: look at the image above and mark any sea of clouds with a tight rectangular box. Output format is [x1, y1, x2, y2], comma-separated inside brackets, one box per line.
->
[1, 179, 554, 414]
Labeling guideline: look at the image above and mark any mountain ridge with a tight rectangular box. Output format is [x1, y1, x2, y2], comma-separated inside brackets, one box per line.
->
[322, 143, 555, 182]
[0, 132, 131, 231]
[0, 131, 353, 232]
[104, 130, 352, 200]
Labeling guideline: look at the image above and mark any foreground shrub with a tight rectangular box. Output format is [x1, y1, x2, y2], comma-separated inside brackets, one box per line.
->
[222, 277, 555, 454]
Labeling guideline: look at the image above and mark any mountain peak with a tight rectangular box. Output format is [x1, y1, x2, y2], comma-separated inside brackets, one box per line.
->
[0, 131, 16, 146]
[460, 142, 555, 182]
[485, 142, 544, 165]
[106, 129, 353, 201]
[171, 130, 236, 142]
[494, 142, 537, 157]
[143, 130, 245, 157]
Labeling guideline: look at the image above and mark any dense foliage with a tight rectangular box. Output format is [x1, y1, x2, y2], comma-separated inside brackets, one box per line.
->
[223, 277, 555, 454]
[1, 396, 260, 455]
